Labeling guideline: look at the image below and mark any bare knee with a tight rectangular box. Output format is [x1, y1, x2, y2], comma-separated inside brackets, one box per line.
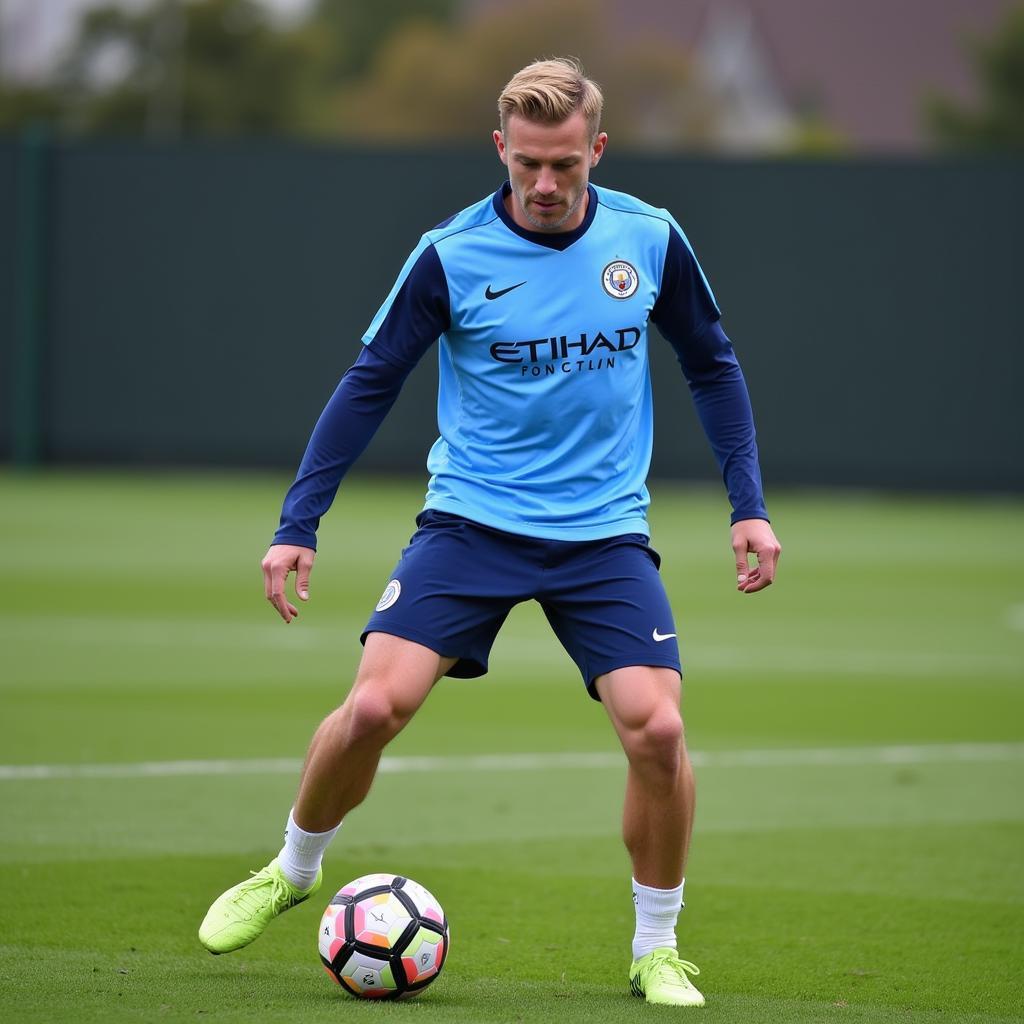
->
[621, 705, 685, 772]
[335, 634, 449, 748]
[342, 681, 414, 746]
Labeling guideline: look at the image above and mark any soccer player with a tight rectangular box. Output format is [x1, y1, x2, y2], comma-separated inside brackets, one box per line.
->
[199, 57, 780, 1008]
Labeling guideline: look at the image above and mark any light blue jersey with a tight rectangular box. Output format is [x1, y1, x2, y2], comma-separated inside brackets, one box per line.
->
[363, 183, 729, 541]
[274, 183, 765, 550]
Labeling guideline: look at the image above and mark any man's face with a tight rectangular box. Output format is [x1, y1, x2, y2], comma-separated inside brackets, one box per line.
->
[494, 111, 607, 233]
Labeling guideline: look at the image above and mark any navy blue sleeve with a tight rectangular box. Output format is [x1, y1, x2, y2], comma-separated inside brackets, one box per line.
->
[651, 227, 769, 524]
[273, 245, 451, 549]
[272, 346, 413, 549]
[363, 244, 451, 369]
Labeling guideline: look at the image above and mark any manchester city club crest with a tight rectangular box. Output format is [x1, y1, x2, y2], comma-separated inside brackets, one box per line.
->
[375, 579, 402, 611]
[602, 260, 639, 299]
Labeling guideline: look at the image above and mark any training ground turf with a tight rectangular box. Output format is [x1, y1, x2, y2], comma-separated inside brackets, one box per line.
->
[1, 471, 1021, 1023]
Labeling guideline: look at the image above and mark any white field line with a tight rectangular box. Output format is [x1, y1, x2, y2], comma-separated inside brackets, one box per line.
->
[1, 742, 1022, 782]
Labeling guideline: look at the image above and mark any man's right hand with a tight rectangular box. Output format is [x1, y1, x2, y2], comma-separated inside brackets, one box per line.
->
[261, 544, 316, 623]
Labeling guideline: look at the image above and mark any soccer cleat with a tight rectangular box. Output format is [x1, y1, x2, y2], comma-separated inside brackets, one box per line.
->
[198, 858, 321, 954]
[629, 947, 705, 1007]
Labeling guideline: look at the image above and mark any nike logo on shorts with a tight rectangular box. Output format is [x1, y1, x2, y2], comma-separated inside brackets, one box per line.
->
[652, 629, 677, 642]
[485, 281, 527, 300]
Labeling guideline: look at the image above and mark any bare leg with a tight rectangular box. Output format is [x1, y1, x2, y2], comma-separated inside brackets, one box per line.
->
[198, 633, 457, 954]
[292, 632, 456, 833]
[595, 666, 694, 888]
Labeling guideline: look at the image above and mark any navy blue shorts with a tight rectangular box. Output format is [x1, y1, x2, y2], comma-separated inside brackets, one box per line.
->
[361, 511, 681, 699]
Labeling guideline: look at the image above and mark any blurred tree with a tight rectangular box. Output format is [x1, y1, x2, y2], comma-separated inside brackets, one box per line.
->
[308, 0, 458, 79]
[329, 0, 721, 148]
[784, 115, 848, 156]
[0, 0, 728, 149]
[0, 86, 62, 133]
[22, 0, 333, 138]
[0, 0, 460, 139]
[784, 95, 849, 156]
[926, 4, 1024, 151]
[67, 0, 335, 137]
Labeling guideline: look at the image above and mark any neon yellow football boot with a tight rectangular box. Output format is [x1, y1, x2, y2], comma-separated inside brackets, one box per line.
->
[629, 947, 705, 1007]
[198, 858, 321, 954]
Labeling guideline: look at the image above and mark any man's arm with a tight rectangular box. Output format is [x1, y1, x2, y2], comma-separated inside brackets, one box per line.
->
[273, 346, 415, 551]
[651, 222, 780, 592]
[264, 241, 451, 621]
[262, 347, 412, 622]
[666, 316, 768, 524]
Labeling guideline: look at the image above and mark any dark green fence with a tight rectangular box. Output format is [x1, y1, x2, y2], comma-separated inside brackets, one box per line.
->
[2, 137, 1021, 492]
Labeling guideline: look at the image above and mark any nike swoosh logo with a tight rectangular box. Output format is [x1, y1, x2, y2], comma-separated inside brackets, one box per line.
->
[485, 281, 527, 300]
[652, 629, 677, 642]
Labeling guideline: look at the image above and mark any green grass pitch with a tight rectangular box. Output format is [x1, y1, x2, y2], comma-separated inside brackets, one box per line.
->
[0, 470, 1021, 1023]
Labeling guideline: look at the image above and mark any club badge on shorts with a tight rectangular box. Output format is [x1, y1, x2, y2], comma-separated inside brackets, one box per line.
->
[602, 260, 639, 299]
[375, 579, 402, 611]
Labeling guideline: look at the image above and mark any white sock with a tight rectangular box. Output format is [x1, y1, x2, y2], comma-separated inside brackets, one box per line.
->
[277, 809, 339, 889]
[632, 877, 684, 960]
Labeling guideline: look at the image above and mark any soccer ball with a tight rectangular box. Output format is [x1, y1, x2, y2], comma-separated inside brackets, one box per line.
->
[318, 873, 449, 999]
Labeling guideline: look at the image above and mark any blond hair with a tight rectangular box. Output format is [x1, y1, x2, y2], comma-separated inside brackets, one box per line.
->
[497, 58, 604, 139]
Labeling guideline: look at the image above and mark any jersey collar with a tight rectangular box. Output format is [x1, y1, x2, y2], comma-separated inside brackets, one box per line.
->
[492, 182, 598, 251]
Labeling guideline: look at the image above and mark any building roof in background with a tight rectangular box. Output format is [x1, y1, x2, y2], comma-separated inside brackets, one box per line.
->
[600, 0, 1019, 150]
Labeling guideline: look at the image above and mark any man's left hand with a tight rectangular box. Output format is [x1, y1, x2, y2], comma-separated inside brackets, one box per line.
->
[731, 519, 781, 594]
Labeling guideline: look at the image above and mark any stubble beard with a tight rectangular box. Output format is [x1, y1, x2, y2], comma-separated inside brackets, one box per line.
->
[512, 181, 587, 232]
